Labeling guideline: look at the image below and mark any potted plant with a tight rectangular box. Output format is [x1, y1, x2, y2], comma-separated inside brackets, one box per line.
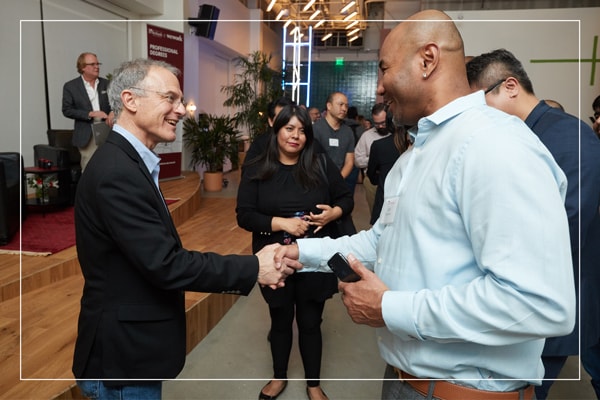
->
[183, 113, 240, 192]
[221, 51, 283, 145]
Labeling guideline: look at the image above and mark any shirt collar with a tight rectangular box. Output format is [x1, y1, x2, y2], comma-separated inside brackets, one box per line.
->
[112, 124, 161, 182]
[410, 91, 486, 146]
[80, 75, 99, 88]
[524, 100, 549, 130]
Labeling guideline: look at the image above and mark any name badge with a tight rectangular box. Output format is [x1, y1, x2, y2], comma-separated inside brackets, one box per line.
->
[380, 197, 399, 225]
[329, 138, 339, 147]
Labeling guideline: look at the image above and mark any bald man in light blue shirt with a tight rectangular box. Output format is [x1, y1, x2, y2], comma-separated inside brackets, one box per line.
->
[275, 10, 574, 400]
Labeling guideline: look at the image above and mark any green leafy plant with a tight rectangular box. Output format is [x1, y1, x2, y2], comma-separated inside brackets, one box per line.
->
[221, 51, 282, 142]
[182, 113, 240, 172]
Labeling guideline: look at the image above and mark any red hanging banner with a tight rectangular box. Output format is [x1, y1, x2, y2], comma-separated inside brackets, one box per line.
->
[147, 24, 185, 180]
[147, 24, 184, 89]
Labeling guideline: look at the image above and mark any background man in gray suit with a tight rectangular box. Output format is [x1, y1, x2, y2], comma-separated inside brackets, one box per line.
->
[62, 52, 114, 170]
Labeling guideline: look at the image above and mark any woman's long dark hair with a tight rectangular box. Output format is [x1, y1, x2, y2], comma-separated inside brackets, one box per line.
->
[252, 105, 322, 190]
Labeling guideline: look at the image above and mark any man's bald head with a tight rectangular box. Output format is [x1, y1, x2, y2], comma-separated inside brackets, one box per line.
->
[401, 10, 464, 54]
[377, 10, 470, 125]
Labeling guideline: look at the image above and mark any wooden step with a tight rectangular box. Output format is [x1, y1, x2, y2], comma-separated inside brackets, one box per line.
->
[0, 171, 201, 302]
[2, 273, 240, 399]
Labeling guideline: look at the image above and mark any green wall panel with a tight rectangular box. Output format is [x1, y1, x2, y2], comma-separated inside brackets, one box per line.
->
[308, 60, 378, 117]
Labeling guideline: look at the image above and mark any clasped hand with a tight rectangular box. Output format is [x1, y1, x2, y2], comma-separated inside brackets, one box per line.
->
[338, 254, 388, 327]
[278, 205, 342, 237]
[256, 243, 303, 289]
[272, 246, 389, 327]
[309, 204, 342, 234]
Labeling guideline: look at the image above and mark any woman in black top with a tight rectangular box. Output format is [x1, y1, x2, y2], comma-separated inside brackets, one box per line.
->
[236, 105, 353, 400]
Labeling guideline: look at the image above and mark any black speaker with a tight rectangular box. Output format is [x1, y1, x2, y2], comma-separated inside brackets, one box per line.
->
[188, 5, 220, 40]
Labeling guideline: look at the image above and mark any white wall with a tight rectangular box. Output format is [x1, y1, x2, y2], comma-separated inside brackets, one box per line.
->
[41, 3, 128, 130]
[446, 8, 600, 122]
[2, 0, 42, 159]
[181, 0, 284, 171]
[6, 0, 132, 166]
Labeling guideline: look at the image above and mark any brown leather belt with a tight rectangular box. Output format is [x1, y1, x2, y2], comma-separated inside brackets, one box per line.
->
[393, 367, 534, 400]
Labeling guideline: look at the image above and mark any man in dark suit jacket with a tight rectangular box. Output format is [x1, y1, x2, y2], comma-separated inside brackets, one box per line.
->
[366, 132, 404, 225]
[73, 58, 301, 399]
[62, 52, 114, 171]
[467, 49, 600, 399]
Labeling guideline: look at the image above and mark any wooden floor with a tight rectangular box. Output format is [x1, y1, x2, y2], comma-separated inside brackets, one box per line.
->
[0, 170, 252, 400]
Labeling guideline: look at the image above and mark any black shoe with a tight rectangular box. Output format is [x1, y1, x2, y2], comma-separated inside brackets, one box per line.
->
[259, 380, 288, 400]
[306, 386, 328, 400]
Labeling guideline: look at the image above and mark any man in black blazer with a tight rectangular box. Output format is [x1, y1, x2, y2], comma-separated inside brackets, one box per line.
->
[73, 58, 301, 399]
[62, 52, 114, 171]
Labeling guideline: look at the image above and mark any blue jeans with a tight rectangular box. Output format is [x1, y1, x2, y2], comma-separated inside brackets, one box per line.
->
[345, 167, 359, 194]
[77, 380, 162, 400]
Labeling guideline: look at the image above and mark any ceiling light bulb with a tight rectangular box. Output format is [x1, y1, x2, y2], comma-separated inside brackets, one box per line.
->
[275, 9, 287, 20]
[322, 32, 333, 41]
[347, 28, 360, 36]
[345, 20, 359, 29]
[266, 0, 276, 12]
[340, 1, 356, 14]
[348, 35, 359, 42]
[309, 10, 321, 20]
[283, 19, 293, 29]
[343, 11, 358, 21]
[314, 19, 325, 29]
[303, 0, 316, 12]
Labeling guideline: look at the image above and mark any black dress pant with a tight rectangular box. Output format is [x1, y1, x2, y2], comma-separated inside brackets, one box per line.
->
[261, 272, 337, 387]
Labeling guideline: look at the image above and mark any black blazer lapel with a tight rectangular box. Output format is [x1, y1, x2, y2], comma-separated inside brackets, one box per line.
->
[107, 132, 182, 244]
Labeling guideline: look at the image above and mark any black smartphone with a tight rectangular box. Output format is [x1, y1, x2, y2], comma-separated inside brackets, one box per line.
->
[327, 252, 360, 282]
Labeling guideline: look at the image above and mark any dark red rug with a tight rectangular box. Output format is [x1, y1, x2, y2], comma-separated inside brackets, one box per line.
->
[0, 207, 75, 256]
[0, 198, 178, 256]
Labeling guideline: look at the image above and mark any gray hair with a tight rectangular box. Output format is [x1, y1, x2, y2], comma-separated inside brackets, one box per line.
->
[108, 58, 180, 120]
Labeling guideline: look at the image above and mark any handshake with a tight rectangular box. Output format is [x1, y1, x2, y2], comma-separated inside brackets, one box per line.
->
[255, 243, 302, 289]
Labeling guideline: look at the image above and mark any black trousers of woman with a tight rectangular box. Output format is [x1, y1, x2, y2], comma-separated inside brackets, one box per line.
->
[261, 272, 336, 388]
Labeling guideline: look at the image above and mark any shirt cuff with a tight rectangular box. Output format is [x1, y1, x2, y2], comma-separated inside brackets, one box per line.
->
[381, 290, 422, 341]
[297, 238, 332, 272]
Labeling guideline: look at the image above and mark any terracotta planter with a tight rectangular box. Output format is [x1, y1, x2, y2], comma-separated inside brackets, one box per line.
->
[203, 171, 223, 192]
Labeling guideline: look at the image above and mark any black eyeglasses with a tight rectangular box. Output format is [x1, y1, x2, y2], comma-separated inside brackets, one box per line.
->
[84, 63, 102, 67]
[484, 79, 506, 95]
[129, 87, 187, 108]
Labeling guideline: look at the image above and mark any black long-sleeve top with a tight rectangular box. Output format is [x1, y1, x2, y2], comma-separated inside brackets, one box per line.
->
[237, 156, 354, 253]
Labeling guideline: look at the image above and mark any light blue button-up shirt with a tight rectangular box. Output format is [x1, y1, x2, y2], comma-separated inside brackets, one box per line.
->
[112, 124, 161, 189]
[297, 92, 575, 391]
